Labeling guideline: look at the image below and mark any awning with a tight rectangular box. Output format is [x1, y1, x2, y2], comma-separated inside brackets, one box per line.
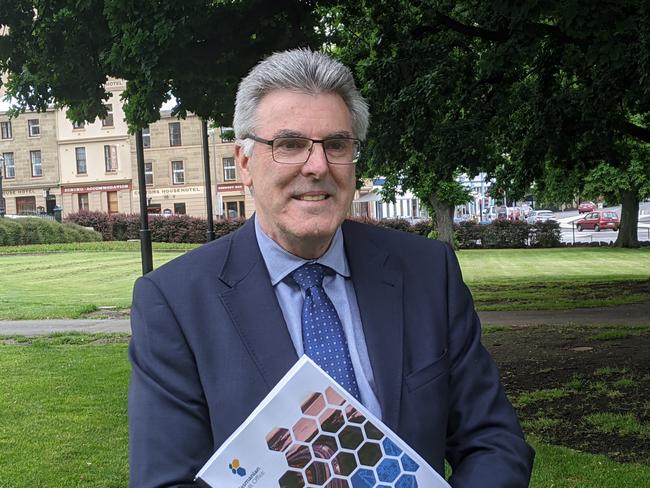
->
[353, 191, 382, 203]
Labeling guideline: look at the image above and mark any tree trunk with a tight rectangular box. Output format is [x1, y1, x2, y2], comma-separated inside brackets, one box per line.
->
[429, 194, 455, 247]
[614, 190, 640, 248]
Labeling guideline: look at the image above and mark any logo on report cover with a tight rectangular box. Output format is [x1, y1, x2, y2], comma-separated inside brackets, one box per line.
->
[228, 458, 246, 477]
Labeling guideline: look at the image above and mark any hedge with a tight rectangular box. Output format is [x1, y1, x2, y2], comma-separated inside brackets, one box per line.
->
[456, 220, 562, 248]
[0, 218, 102, 246]
[65, 211, 245, 244]
[63, 212, 563, 248]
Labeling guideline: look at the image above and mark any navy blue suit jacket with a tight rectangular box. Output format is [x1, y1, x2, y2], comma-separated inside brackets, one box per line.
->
[128, 219, 534, 487]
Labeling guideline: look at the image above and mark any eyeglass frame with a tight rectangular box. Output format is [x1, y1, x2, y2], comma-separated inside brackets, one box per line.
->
[245, 134, 361, 165]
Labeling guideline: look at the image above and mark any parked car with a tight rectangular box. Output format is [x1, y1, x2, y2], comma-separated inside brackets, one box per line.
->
[576, 210, 620, 232]
[578, 201, 596, 213]
[496, 206, 522, 221]
[526, 210, 556, 224]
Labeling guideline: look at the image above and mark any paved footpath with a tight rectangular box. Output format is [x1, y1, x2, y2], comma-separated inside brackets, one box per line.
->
[1, 301, 649, 336]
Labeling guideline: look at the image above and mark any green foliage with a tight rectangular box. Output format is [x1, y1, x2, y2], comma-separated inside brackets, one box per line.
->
[329, 1, 504, 244]
[455, 219, 562, 250]
[65, 211, 245, 243]
[0, 0, 330, 128]
[583, 151, 650, 205]
[0, 218, 101, 246]
[329, 1, 650, 247]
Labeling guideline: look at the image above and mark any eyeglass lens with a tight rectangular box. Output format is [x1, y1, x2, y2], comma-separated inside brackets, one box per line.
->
[272, 137, 359, 164]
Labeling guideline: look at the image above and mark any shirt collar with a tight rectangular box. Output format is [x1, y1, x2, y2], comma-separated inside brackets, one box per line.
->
[254, 214, 351, 286]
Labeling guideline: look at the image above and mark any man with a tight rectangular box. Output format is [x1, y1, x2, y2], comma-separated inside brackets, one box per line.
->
[128, 49, 534, 487]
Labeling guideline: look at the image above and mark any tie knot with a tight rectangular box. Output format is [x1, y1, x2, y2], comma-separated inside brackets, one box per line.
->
[292, 263, 326, 290]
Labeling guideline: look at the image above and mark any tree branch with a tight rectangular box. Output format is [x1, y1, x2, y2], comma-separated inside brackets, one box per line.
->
[430, 11, 589, 48]
[623, 121, 650, 143]
[433, 12, 508, 42]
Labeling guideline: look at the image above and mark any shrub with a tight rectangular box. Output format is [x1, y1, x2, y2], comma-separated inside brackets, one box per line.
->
[65, 211, 113, 240]
[65, 211, 245, 243]
[481, 220, 530, 248]
[411, 219, 434, 236]
[0, 218, 101, 246]
[0, 219, 22, 245]
[529, 221, 562, 248]
[375, 218, 413, 233]
[455, 222, 483, 249]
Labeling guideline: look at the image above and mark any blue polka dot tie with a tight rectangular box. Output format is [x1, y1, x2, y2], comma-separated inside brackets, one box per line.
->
[292, 263, 361, 401]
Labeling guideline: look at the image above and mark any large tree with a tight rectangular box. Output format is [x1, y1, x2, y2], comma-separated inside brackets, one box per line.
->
[330, 0, 650, 247]
[0, 0, 328, 128]
[328, 1, 505, 245]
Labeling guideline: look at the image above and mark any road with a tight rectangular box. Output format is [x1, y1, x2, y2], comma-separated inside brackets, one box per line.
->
[554, 201, 650, 244]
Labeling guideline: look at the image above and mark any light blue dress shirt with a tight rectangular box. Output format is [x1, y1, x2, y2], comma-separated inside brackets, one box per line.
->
[254, 216, 383, 419]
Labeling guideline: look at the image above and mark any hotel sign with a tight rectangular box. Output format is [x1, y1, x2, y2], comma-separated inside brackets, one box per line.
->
[133, 186, 204, 197]
[2, 188, 42, 196]
[217, 183, 244, 192]
[61, 183, 131, 194]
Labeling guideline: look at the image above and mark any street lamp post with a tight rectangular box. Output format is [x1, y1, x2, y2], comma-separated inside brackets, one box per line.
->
[0, 155, 5, 218]
[201, 120, 216, 242]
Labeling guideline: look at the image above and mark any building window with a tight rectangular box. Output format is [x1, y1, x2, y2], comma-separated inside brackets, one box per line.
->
[28, 119, 40, 137]
[75, 147, 87, 174]
[16, 196, 36, 214]
[107, 191, 118, 214]
[102, 104, 114, 127]
[30, 150, 43, 177]
[78, 193, 90, 211]
[222, 157, 236, 181]
[174, 202, 186, 214]
[144, 161, 154, 186]
[2, 152, 15, 179]
[147, 203, 162, 214]
[1, 121, 12, 139]
[72, 120, 85, 130]
[168, 122, 181, 146]
[142, 127, 151, 148]
[171, 160, 184, 184]
[104, 145, 118, 172]
[225, 201, 239, 219]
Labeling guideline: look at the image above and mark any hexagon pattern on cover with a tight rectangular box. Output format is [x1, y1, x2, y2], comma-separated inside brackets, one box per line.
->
[268, 387, 421, 487]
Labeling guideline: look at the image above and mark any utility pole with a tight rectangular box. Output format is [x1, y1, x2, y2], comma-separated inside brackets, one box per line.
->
[202, 120, 215, 241]
[0, 155, 5, 218]
[135, 129, 153, 274]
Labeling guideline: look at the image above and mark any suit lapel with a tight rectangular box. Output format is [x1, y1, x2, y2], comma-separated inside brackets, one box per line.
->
[343, 221, 404, 430]
[218, 220, 298, 389]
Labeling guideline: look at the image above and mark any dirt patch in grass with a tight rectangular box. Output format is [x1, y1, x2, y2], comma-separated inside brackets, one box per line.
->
[473, 279, 650, 309]
[484, 325, 650, 465]
[80, 308, 131, 320]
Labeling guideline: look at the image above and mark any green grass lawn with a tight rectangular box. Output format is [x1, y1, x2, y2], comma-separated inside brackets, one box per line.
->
[0, 246, 183, 319]
[0, 335, 130, 487]
[0, 243, 649, 319]
[458, 247, 650, 310]
[1, 334, 648, 487]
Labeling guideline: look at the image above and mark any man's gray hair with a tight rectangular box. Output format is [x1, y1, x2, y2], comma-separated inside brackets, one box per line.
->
[233, 48, 369, 156]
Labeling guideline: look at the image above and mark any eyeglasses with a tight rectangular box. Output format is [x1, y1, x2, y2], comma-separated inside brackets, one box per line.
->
[246, 135, 361, 165]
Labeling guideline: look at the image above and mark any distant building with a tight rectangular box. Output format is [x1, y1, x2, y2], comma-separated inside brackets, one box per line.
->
[129, 114, 252, 219]
[1, 78, 253, 221]
[57, 78, 133, 216]
[351, 178, 428, 221]
[0, 108, 60, 214]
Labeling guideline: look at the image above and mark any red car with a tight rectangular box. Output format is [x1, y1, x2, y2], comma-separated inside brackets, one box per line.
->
[576, 210, 620, 232]
[578, 201, 596, 213]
